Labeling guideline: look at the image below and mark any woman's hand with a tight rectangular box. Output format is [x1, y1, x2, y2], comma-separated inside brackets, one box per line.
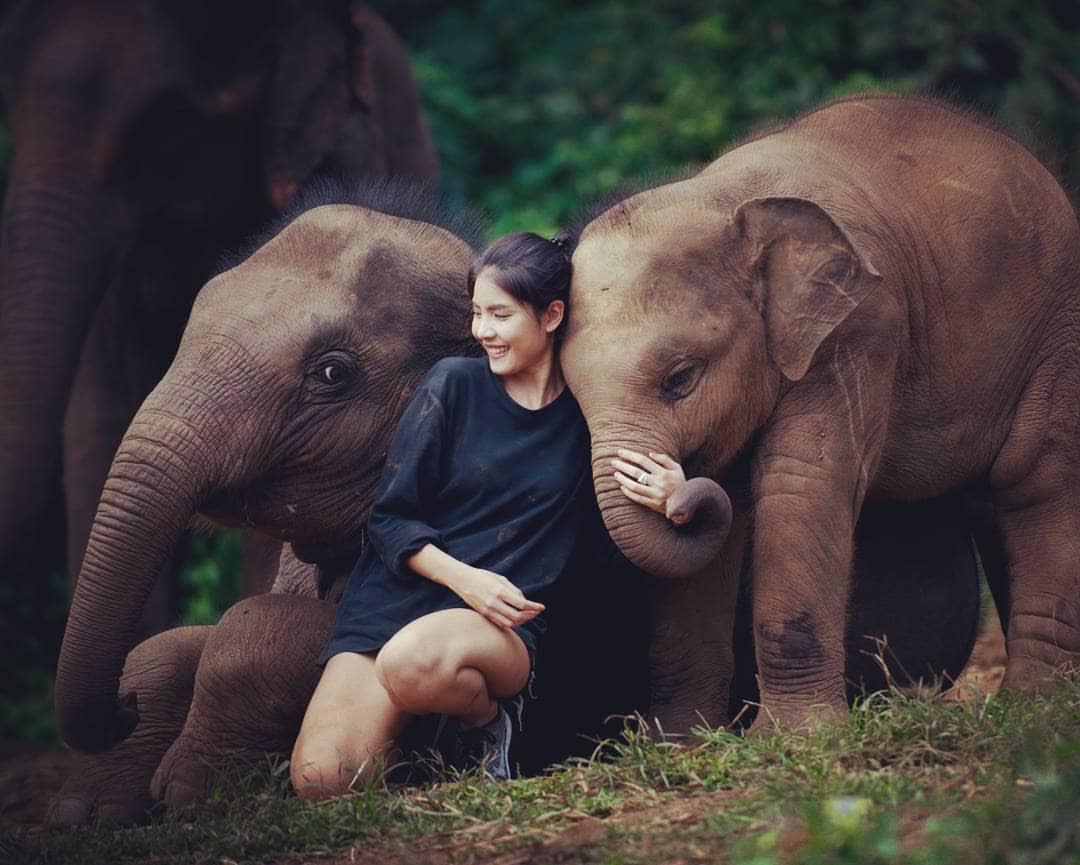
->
[611, 449, 686, 518]
[449, 566, 545, 631]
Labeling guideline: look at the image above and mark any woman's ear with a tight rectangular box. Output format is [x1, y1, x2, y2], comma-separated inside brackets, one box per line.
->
[543, 299, 566, 333]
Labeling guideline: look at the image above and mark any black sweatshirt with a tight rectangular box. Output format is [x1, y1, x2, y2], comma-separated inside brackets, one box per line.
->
[320, 356, 591, 661]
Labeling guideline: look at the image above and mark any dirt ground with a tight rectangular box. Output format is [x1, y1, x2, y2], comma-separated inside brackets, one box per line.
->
[0, 621, 1008, 850]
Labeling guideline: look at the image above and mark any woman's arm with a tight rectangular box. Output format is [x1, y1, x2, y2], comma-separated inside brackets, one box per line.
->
[366, 374, 451, 577]
[406, 544, 544, 630]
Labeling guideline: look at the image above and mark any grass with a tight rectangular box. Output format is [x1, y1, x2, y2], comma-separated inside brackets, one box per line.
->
[6, 674, 1080, 865]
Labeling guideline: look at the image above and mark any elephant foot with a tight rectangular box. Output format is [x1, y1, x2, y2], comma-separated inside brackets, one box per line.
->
[644, 694, 731, 740]
[1000, 655, 1079, 695]
[46, 624, 212, 826]
[48, 750, 160, 827]
[150, 738, 269, 811]
[148, 742, 201, 811]
[746, 699, 845, 736]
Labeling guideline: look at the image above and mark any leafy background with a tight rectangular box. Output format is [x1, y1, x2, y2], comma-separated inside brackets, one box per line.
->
[0, 0, 1078, 744]
[374, 0, 1079, 235]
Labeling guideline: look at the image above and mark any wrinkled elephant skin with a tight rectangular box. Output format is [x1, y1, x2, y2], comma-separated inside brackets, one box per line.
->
[563, 94, 1080, 730]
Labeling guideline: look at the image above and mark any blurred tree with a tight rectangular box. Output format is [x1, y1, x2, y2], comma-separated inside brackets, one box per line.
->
[372, 0, 1079, 235]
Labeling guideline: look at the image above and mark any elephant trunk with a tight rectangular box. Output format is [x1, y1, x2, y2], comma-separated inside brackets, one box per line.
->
[592, 440, 732, 579]
[0, 171, 113, 565]
[54, 372, 229, 753]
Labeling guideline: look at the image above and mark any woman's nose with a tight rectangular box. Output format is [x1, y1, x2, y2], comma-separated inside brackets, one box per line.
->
[476, 317, 495, 338]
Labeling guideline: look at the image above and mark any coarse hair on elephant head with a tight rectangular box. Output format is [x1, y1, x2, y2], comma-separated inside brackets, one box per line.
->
[562, 186, 881, 580]
[0, 0, 437, 601]
[54, 180, 480, 753]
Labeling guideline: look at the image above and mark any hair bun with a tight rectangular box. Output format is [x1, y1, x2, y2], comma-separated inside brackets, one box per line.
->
[550, 231, 571, 252]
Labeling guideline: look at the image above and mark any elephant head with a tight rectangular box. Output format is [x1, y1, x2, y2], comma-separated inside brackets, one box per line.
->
[0, 0, 436, 578]
[562, 189, 880, 579]
[54, 186, 476, 753]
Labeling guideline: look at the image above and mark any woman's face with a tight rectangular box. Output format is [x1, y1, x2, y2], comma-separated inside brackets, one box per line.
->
[471, 269, 561, 377]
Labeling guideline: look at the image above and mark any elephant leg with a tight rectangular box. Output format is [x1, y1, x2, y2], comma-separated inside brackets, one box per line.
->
[993, 487, 1080, 689]
[844, 498, 981, 695]
[151, 595, 335, 810]
[645, 513, 748, 734]
[63, 279, 176, 637]
[48, 625, 209, 826]
[991, 375, 1080, 689]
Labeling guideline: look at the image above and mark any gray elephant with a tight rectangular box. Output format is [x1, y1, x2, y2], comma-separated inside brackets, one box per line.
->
[0, 0, 437, 632]
[562, 93, 1080, 732]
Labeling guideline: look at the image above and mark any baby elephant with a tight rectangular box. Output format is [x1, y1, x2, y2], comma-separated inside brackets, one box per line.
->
[563, 93, 1080, 731]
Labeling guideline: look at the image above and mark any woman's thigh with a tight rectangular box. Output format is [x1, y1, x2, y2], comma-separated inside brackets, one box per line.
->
[291, 651, 407, 797]
[381, 608, 531, 700]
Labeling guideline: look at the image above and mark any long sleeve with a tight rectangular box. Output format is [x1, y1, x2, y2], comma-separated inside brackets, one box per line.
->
[367, 374, 450, 577]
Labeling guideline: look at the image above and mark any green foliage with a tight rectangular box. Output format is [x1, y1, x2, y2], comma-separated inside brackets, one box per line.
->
[373, 0, 1080, 237]
[177, 529, 244, 626]
[0, 561, 66, 747]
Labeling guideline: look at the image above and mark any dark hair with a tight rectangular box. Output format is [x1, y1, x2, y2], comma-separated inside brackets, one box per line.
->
[467, 232, 573, 335]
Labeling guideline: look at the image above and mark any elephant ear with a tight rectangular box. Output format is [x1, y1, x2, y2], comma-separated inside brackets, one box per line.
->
[263, 0, 384, 210]
[734, 196, 882, 382]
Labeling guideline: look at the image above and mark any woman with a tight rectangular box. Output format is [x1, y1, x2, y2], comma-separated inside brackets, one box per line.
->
[291, 232, 685, 798]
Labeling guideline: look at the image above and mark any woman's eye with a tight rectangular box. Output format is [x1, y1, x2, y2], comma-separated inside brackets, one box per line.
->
[494, 313, 511, 320]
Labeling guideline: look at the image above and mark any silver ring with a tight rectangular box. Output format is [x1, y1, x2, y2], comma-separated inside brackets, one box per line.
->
[637, 471, 650, 486]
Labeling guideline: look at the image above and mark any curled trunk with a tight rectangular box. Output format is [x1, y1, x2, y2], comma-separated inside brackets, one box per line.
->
[591, 440, 732, 579]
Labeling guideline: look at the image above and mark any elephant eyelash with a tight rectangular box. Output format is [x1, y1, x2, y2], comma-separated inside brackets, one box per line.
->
[660, 360, 705, 402]
[302, 351, 365, 402]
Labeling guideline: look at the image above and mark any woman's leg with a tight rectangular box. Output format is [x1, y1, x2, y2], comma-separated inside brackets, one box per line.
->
[375, 608, 531, 728]
[290, 652, 408, 801]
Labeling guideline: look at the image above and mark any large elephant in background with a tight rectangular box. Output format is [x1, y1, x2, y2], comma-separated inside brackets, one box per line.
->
[0, 0, 437, 631]
[562, 94, 1080, 732]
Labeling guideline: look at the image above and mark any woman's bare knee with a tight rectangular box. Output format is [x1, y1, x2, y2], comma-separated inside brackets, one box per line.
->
[291, 734, 383, 800]
[376, 629, 458, 712]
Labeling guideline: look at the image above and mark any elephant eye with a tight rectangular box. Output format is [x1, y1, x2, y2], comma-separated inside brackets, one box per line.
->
[304, 351, 363, 402]
[660, 360, 704, 402]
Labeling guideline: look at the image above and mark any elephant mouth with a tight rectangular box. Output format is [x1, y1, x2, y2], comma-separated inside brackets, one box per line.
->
[199, 465, 381, 559]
